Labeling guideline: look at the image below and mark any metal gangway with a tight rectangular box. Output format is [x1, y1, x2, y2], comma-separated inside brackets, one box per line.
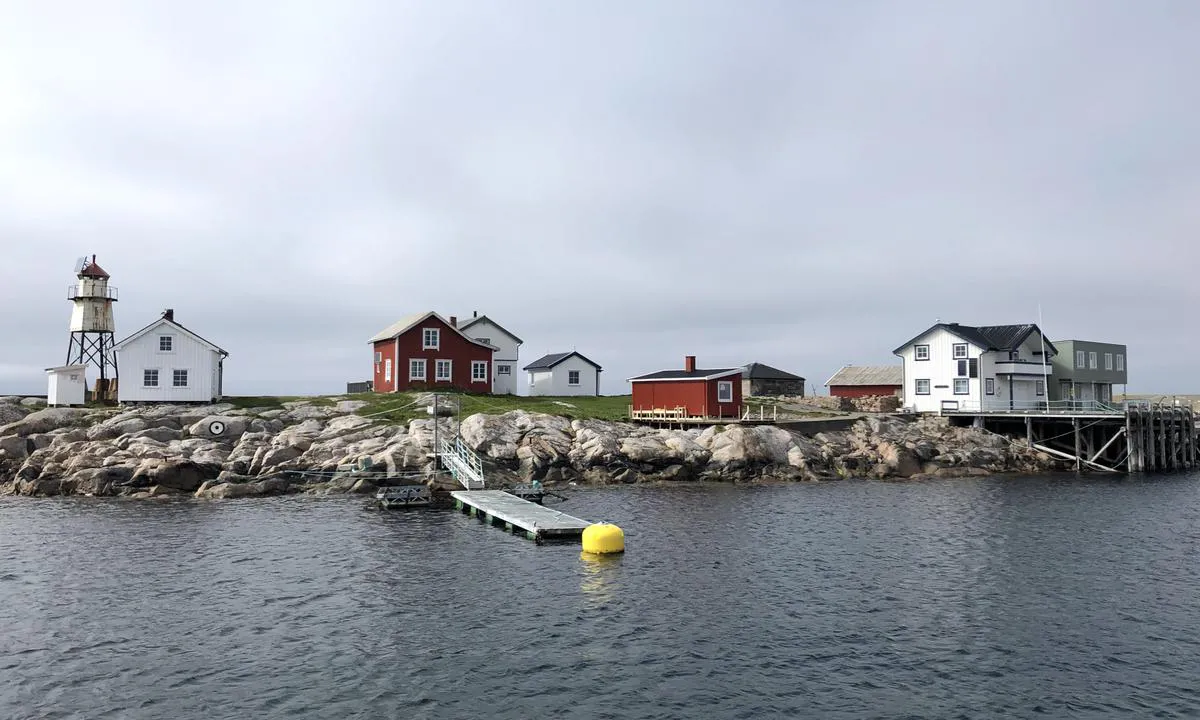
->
[439, 436, 485, 490]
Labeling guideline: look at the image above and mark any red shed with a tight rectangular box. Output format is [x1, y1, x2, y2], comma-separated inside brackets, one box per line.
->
[628, 355, 742, 419]
[825, 365, 903, 398]
[368, 312, 496, 393]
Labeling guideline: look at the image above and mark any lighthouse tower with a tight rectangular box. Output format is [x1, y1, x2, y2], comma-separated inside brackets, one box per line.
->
[66, 255, 119, 395]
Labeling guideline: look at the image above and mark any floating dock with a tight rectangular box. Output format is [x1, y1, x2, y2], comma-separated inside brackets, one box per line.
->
[450, 490, 592, 543]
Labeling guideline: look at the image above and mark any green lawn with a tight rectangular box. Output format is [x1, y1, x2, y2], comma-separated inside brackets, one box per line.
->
[223, 392, 634, 422]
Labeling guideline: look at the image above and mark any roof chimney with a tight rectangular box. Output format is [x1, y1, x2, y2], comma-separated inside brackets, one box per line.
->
[163, 308, 174, 321]
[684, 355, 696, 372]
[449, 315, 457, 327]
[473, 310, 478, 318]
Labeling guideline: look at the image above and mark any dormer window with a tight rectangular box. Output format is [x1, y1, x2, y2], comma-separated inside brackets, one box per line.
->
[159, 335, 173, 352]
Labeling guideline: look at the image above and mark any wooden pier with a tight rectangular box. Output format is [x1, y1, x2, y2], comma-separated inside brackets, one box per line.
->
[943, 402, 1198, 474]
[450, 490, 592, 543]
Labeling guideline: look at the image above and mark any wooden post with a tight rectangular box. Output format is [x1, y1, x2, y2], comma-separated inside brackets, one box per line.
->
[1026, 416, 1033, 448]
[1080, 415, 1089, 472]
[1125, 408, 1135, 472]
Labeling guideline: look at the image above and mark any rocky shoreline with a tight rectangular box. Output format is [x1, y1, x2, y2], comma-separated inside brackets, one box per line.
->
[0, 395, 1067, 499]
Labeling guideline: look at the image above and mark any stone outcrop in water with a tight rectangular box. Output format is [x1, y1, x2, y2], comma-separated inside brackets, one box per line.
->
[0, 395, 1064, 499]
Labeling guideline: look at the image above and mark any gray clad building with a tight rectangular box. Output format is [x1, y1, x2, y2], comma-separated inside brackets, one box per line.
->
[1048, 340, 1128, 405]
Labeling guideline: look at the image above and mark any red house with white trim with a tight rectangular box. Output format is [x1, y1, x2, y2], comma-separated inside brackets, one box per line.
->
[368, 312, 496, 393]
[628, 355, 743, 418]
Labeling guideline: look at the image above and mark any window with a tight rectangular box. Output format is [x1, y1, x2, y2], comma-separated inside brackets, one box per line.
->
[172, 369, 188, 387]
[497, 364, 511, 375]
[1009, 349, 1021, 361]
[409, 359, 426, 381]
[1075, 350, 1086, 369]
[435, 359, 452, 381]
[422, 328, 439, 350]
[384, 359, 392, 382]
[957, 358, 979, 378]
[952, 343, 968, 359]
[1035, 380, 1045, 396]
[158, 335, 173, 352]
[1089, 351, 1098, 369]
[914, 344, 930, 361]
[471, 361, 487, 382]
[953, 378, 969, 395]
[568, 370, 581, 386]
[915, 379, 931, 395]
[1116, 354, 1124, 371]
[716, 381, 733, 403]
[143, 369, 159, 387]
[1104, 353, 1113, 371]
[374, 351, 382, 363]
[476, 337, 491, 345]
[985, 378, 995, 395]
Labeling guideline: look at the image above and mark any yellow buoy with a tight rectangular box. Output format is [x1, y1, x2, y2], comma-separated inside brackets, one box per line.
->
[581, 522, 625, 554]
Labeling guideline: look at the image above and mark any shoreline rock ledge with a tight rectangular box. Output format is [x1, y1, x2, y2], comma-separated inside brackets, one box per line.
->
[0, 397, 1066, 499]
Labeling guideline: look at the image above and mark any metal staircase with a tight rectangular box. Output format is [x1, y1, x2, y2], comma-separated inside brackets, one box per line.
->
[439, 436, 485, 490]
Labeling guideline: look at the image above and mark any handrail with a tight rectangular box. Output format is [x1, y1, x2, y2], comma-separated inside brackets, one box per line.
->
[67, 284, 118, 301]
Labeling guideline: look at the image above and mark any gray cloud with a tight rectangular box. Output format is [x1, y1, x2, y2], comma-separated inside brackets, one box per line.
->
[2, 0, 1196, 396]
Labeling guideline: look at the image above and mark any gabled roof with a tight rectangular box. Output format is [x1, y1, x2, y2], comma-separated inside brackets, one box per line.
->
[825, 365, 903, 387]
[892, 322, 1058, 356]
[628, 368, 741, 382]
[114, 316, 228, 357]
[456, 314, 524, 345]
[742, 362, 804, 381]
[368, 311, 496, 349]
[523, 351, 602, 371]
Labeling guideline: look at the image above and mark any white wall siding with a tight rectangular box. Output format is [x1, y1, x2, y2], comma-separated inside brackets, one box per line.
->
[898, 327, 983, 413]
[459, 318, 520, 395]
[527, 356, 601, 396]
[116, 320, 223, 403]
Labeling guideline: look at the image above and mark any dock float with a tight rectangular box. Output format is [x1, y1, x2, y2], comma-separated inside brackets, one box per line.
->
[450, 490, 591, 543]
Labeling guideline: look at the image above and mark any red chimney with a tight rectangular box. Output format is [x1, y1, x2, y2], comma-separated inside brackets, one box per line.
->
[684, 355, 696, 372]
[449, 315, 457, 327]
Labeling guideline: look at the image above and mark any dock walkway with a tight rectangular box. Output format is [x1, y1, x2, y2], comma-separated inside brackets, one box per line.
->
[450, 490, 592, 543]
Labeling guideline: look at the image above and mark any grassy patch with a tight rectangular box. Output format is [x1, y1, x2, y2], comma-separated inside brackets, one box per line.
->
[348, 392, 634, 422]
[223, 395, 336, 410]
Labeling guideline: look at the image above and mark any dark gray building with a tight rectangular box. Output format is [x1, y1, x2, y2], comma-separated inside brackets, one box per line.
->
[741, 362, 805, 397]
[1048, 340, 1128, 405]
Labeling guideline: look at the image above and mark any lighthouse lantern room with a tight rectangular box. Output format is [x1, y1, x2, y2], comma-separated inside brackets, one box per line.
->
[66, 254, 119, 399]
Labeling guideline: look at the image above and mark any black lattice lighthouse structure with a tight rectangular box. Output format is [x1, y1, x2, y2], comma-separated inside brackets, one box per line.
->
[66, 255, 119, 398]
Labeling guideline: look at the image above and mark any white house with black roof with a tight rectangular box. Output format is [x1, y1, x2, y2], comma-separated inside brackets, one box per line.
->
[456, 312, 522, 395]
[893, 322, 1056, 413]
[524, 351, 602, 396]
[114, 309, 229, 405]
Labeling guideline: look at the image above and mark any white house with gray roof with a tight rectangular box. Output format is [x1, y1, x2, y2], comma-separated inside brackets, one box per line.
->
[456, 312, 523, 395]
[893, 322, 1056, 413]
[524, 351, 602, 396]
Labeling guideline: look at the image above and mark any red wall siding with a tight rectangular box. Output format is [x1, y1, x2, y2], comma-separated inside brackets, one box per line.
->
[373, 316, 492, 393]
[632, 374, 742, 417]
[830, 384, 901, 398]
[372, 340, 397, 393]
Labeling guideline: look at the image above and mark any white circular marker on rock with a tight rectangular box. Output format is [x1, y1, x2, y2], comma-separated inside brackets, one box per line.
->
[208, 421, 226, 436]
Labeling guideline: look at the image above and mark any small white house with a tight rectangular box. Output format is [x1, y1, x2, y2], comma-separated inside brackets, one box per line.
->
[46, 364, 88, 407]
[113, 309, 229, 405]
[456, 312, 523, 395]
[523, 351, 603, 396]
[893, 322, 1056, 413]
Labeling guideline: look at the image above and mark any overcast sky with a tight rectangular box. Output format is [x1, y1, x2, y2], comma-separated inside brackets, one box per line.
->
[2, 0, 1197, 397]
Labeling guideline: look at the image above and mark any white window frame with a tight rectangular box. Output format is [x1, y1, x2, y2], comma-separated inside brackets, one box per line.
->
[476, 337, 491, 345]
[985, 378, 995, 395]
[952, 343, 968, 359]
[953, 378, 969, 395]
[471, 361, 487, 383]
[409, 359, 426, 381]
[1035, 379, 1045, 396]
[914, 344, 930, 361]
[915, 379, 931, 395]
[1104, 353, 1113, 371]
[716, 380, 733, 403]
[374, 351, 382, 363]
[497, 364, 511, 375]
[172, 369, 189, 387]
[158, 335, 174, 353]
[1089, 351, 1098, 369]
[143, 368, 160, 388]
[1116, 354, 1124, 371]
[422, 328, 440, 350]
[435, 359, 453, 382]
[384, 358, 392, 382]
[568, 370, 581, 386]
[1075, 350, 1086, 369]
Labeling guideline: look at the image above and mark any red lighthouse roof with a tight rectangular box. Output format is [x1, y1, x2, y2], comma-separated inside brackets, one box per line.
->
[79, 254, 110, 279]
